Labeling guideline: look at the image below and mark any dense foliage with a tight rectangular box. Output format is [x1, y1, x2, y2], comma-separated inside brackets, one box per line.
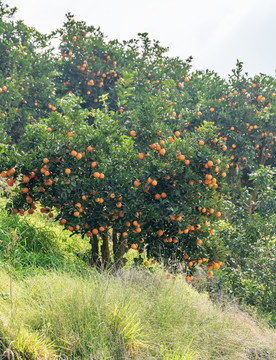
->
[0, 1, 275, 315]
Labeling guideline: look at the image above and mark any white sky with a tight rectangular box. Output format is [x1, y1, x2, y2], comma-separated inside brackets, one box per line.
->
[4, 0, 276, 78]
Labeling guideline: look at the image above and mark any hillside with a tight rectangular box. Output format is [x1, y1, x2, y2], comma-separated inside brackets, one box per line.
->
[0, 2, 275, 359]
[0, 203, 275, 360]
[1, 268, 276, 360]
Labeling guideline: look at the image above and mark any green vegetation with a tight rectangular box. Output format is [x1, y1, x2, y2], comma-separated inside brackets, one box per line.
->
[0, 1, 275, 358]
[0, 203, 90, 276]
[0, 201, 275, 359]
[1, 269, 275, 360]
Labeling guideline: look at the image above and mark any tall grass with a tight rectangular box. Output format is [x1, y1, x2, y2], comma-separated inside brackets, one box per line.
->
[0, 199, 275, 359]
[0, 269, 275, 359]
[0, 206, 90, 276]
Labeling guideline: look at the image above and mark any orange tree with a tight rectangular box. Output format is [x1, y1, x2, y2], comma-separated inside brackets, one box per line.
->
[159, 61, 276, 191]
[56, 16, 151, 112]
[55, 15, 276, 200]
[1, 94, 229, 276]
[0, 1, 56, 142]
[55, 15, 185, 116]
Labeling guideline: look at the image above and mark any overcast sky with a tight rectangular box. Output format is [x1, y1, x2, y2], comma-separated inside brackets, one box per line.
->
[4, 0, 276, 78]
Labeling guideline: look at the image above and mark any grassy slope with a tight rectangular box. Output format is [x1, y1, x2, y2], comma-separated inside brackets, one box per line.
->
[0, 269, 276, 360]
[0, 198, 90, 276]
[0, 201, 275, 359]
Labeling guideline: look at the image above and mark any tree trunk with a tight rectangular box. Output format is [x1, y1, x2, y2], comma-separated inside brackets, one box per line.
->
[113, 232, 128, 268]
[248, 190, 257, 216]
[101, 232, 111, 268]
[112, 228, 118, 259]
[259, 148, 267, 167]
[248, 150, 266, 216]
[89, 234, 101, 268]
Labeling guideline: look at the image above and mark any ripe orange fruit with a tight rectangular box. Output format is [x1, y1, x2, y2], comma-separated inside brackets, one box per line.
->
[46, 128, 52, 132]
[216, 211, 221, 217]
[256, 95, 262, 102]
[134, 180, 140, 187]
[65, 168, 71, 175]
[199, 140, 204, 146]
[210, 107, 214, 112]
[138, 153, 145, 159]
[152, 180, 157, 186]
[130, 130, 136, 137]
[157, 230, 164, 236]
[68, 132, 73, 137]
[131, 244, 138, 250]
[161, 192, 167, 198]
[155, 194, 161, 200]
[22, 175, 30, 183]
[174, 131, 180, 137]
[92, 229, 98, 235]
[94, 172, 100, 178]
[74, 211, 80, 217]
[159, 148, 166, 155]
[76, 153, 82, 160]
[184, 159, 190, 165]
[171, 112, 176, 117]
